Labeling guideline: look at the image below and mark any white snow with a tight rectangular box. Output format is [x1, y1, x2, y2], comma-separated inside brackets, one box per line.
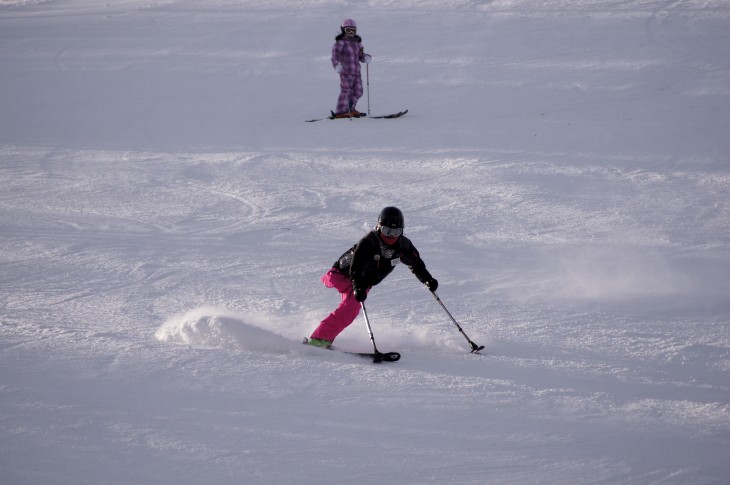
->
[1, 0, 729, 483]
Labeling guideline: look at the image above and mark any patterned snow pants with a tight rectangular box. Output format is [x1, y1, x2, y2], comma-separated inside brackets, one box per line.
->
[336, 74, 363, 114]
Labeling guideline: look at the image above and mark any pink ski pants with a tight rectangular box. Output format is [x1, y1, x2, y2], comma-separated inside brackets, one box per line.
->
[310, 269, 366, 342]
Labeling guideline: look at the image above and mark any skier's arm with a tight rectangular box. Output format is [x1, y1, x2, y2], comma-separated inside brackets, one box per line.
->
[349, 235, 376, 289]
[401, 242, 438, 291]
[331, 42, 342, 72]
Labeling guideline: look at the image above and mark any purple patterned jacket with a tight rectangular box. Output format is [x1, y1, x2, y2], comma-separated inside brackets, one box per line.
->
[331, 33, 365, 76]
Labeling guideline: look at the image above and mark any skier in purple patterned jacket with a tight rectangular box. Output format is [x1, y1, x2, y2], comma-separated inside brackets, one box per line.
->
[331, 18, 372, 118]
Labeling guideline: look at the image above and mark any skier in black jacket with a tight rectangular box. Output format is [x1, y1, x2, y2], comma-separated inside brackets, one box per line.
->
[307, 207, 438, 347]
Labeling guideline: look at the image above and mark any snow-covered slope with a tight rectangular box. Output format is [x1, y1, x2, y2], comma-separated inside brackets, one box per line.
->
[1, 1, 729, 483]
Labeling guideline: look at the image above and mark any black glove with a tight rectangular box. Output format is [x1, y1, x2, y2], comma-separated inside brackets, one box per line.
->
[353, 287, 367, 302]
[426, 278, 438, 292]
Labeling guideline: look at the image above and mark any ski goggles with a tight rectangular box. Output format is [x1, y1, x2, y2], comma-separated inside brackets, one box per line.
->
[343, 27, 357, 34]
[380, 226, 403, 237]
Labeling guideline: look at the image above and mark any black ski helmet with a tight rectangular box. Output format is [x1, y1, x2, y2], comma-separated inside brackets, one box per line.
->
[378, 206, 404, 229]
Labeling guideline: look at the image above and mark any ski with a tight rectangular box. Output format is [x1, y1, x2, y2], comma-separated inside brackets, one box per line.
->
[345, 351, 401, 363]
[303, 338, 400, 363]
[371, 109, 408, 119]
[305, 111, 364, 122]
[305, 109, 407, 122]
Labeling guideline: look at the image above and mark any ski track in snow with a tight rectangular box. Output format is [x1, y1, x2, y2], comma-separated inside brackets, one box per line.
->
[1, 0, 730, 484]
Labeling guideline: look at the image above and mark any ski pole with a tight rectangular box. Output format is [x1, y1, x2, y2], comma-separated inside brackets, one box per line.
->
[366, 63, 370, 117]
[431, 291, 485, 353]
[361, 301, 383, 363]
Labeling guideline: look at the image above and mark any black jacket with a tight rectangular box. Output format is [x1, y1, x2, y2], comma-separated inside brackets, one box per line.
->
[333, 230, 433, 289]
[335, 32, 362, 42]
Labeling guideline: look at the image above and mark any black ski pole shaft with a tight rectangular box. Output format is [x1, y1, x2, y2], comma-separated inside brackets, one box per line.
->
[366, 63, 370, 117]
[431, 291, 484, 353]
[361, 301, 383, 363]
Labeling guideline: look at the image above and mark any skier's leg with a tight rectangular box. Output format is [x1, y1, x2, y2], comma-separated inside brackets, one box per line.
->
[336, 74, 354, 114]
[311, 270, 361, 342]
[349, 74, 364, 111]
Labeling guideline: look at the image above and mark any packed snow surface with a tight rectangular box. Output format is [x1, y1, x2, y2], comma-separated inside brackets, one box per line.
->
[1, 0, 729, 483]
